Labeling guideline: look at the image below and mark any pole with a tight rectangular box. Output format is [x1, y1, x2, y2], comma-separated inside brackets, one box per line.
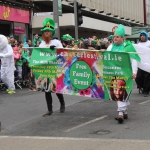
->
[74, 0, 78, 40]
[53, 0, 60, 39]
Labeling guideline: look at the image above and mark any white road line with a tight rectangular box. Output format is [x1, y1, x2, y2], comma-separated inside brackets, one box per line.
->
[64, 115, 108, 132]
[1, 136, 150, 142]
[138, 100, 150, 105]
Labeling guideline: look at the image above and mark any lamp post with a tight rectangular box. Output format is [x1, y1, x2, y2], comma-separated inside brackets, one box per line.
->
[74, 0, 78, 40]
[53, 0, 60, 39]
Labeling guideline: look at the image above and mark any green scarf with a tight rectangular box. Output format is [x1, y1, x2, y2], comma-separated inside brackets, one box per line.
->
[111, 41, 141, 62]
[111, 43, 124, 52]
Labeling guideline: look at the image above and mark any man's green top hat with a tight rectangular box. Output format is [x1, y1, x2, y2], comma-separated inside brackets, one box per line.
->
[114, 24, 125, 37]
[41, 18, 55, 36]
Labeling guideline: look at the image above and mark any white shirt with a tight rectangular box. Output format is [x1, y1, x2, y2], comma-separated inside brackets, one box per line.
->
[39, 39, 63, 48]
[137, 40, 150, 48]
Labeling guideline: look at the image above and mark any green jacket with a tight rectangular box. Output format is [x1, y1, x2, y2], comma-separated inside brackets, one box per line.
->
[16, 59, 23, 66]
[22, 50, 29, 63]
[33, 37, 42, 47]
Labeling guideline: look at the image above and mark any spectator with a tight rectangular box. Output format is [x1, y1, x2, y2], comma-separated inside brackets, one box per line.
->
[10, 35, 15, 47]
[33, 34, 42, 47]
[27, 39, 32, 47]
[61, 34, 72, 48]
[13, 46, 20, 64]
[6, 36, 11, 45]
[135, 31, 150, 97]
[22, 42, 29, 80]
[13, 46, 22, 80]
[14, 39, 18, 47]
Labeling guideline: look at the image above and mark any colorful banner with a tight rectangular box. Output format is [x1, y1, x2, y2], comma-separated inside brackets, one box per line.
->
[29, 48, 133, 100]
[0, 6, 30, 24]
[29, 48, 58, 92]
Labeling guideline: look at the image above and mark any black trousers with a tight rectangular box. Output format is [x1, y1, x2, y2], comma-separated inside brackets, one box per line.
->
[22, 62, 30, 80]
[45, 92, 65, 112]
[135, 68, 150, 93]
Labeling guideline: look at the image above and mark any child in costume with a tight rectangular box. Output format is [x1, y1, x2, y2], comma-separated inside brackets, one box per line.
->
[107, 24, 138, 124]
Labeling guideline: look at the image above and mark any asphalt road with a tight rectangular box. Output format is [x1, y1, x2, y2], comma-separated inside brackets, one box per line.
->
[0, 82, 150, 149]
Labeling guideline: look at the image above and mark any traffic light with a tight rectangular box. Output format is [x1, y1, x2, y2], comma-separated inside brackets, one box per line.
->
[76, 2, 83, 26]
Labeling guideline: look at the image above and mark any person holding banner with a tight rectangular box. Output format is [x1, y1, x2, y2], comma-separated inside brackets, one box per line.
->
[39, 18, 65, 117]
[136, 31, 150, 97]
[107, 24, 138, 124]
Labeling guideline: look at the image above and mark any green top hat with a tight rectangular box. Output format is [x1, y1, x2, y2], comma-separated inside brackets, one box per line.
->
[74, 40, 79, 45]
[41, 18, 55, 36]
[114, 24, 125, 37]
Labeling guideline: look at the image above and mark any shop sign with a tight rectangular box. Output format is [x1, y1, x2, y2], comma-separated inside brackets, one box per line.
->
[34, 12, 53, 17]
[14, 26, 25, 34]
[0, 6, 30, 24]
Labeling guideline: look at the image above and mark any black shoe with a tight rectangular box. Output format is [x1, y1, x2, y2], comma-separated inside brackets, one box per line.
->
[43, 111, 53, 117]
[60, 105, 65, 113]
[117, 115, 124, 124]
[123, 114, 128, 119]
[143, 93, 149, 97]
[139, 88, 143, 94]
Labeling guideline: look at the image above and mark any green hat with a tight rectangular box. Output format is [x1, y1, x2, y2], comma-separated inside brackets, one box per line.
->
[80, 38, 84, 41]
[114, 24, 125, 37]
[108, 35, 113, 39]
[41, 18, 55, 36]
[74, 40, 79, 45]
[91, 40, 97, 45]
[61, 34, 73, 41]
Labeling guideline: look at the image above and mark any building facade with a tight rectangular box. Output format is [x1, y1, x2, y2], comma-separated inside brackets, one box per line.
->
[32, 0, 145, 39]
[0, 0, 32, 41]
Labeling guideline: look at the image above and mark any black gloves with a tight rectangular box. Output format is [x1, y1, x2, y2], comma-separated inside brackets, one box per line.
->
[50, 45, 56, 50]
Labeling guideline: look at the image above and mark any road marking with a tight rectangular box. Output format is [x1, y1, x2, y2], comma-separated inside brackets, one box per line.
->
[138, 100, 150, 105]
[64, 115, 108, 132]
[1, 136, 150, 142]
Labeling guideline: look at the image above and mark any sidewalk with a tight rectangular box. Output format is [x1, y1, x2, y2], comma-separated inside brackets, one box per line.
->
[0, 136, 150, 150]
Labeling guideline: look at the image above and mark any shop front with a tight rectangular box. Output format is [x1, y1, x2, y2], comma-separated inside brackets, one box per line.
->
[0, 5, 30, 41]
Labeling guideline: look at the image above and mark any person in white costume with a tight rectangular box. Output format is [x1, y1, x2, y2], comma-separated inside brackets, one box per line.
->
[0, 34, 15, 94]
[135, 31, 150, 96]
[106, 24, 137, 124]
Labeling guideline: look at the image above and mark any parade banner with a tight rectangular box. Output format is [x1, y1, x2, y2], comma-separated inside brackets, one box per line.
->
[29, 48, 58, 92]
[29, 48, 133, 101]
